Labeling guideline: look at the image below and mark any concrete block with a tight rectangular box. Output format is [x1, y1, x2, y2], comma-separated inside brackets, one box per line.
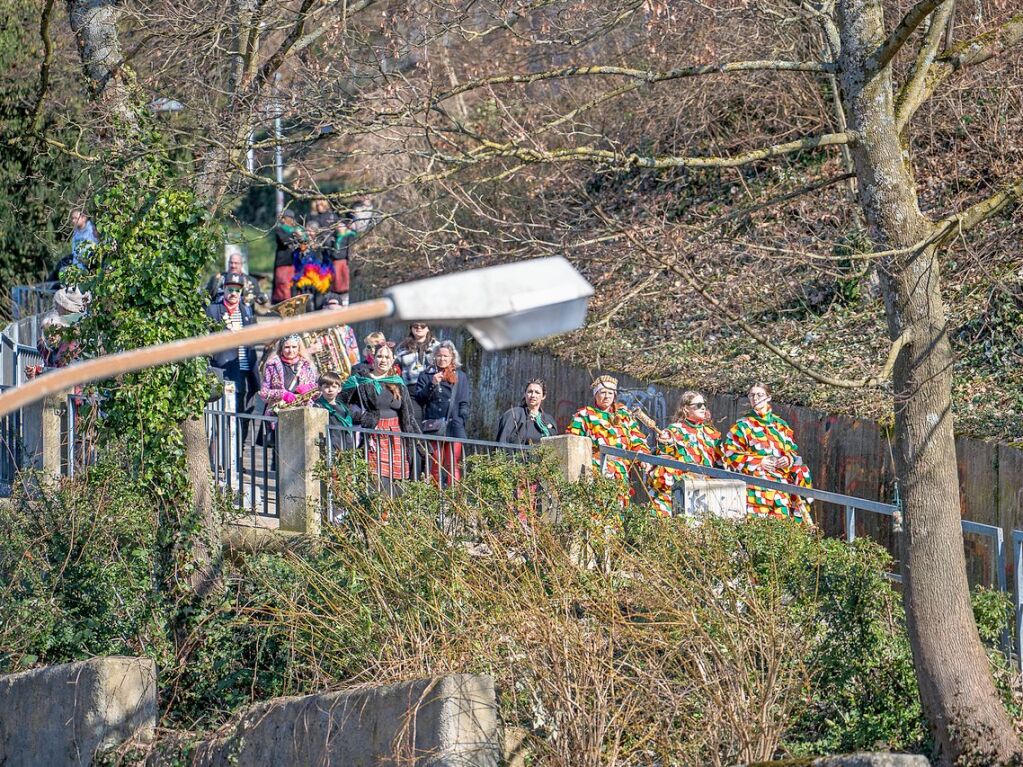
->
[0, 656, 157, 767]
[540, 434, 592, 484]
[183, 674, 499, 767]
[276, 406, 328, 536]
[813, 755, 931, 767]
[676, 476, 747, 520]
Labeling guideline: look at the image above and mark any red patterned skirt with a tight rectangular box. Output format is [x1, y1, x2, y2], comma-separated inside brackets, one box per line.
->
[428, 440, 463, 486]
[368, 417, 407, 480]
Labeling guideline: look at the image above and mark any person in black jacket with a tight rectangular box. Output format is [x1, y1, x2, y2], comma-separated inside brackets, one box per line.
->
[206, 273, 258, 442]
[340, 343, 421, 496]
[496, 379, 557, 445]
[413, 340, 470, 485]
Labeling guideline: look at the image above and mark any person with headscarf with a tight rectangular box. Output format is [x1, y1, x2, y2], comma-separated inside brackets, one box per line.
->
[565, 375, 649, 500]
[646, 390, 722, 517]
[722, 382, 814, 523]
[341, 342, 421, 496]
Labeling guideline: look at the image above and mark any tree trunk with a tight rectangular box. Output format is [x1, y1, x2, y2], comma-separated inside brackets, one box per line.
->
[67, 0, 221, 596]
[837, 1, 1022, 763]
[65, 0, 138, 131]
[182, 416, 220, 596]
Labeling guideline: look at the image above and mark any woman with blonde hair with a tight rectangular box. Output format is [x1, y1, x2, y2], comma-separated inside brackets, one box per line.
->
[413, 340, 470, 485]
[259, 335, 318, 412]
[647, 391, 722, 516]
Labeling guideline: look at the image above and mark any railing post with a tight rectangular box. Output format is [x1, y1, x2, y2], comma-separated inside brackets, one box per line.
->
[1015, 532, 1023, 672]
[540, 434, 592, 483]
[276, 407, 328, 536]
[22, 393, 63, 479]
[845, 505, 856, 543]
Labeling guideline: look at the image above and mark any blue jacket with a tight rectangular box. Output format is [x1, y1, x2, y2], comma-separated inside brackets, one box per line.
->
[205, 301, 256, 368]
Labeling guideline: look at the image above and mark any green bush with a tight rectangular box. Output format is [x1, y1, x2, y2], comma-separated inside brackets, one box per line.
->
[0, 461, 169, 672]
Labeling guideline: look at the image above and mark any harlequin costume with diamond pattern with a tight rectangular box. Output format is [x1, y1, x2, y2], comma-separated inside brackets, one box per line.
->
[721, 407, 813, 521]
[647, 418, 722, 517]
[565, 376, 649, 503]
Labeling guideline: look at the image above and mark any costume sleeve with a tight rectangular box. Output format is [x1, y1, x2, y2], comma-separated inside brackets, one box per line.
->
[455, 373, 471, 427]
[342, 328, 359, 366]
[722, 421, 760, 473]
[565, 410, 587, 437]
[412, 370, 433, 406]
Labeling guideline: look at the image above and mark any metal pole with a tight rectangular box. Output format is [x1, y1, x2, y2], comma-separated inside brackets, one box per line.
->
[274, 73, 284, 217]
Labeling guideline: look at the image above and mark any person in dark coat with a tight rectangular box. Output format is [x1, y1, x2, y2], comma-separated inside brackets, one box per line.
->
[340, 343, 421, 497]
[206, 272, 258, 442]
[496, 379, 557, 445]
[272, 211, 305, 303]
[413, 340, 470, 485]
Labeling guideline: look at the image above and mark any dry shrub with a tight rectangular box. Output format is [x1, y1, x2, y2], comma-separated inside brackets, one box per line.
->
[240, 451, 904, 765]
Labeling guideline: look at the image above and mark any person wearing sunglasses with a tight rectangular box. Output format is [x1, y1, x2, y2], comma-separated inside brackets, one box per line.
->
[395, 321, 439, 421]
[647, 391, 722, 517]
[722, 382, 814, 524]
[205, 273, 259, 441]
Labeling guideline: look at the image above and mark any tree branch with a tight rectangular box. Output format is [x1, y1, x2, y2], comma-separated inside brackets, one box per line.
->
[255, 0, 318, 91]
[896, 12, 1023, 128]
[466, 131, 855, 170]
[867, 0, 944, 75]
[933, 178, 1023, 242]
[894, 0, 955, 133]
[595, 206, 908, 389]
[30, 0, 57, 135]
[431, 60, 833, 106]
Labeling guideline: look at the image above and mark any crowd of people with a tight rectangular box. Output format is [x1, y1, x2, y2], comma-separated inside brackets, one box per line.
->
[32, 205, 815, 521]
[206, 277, 814, 519]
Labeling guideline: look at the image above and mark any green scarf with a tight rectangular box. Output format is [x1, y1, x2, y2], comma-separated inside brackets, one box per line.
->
[317, 396, 353, 427]
[342, 373, 405, 393]
[532, 411, 552, 438]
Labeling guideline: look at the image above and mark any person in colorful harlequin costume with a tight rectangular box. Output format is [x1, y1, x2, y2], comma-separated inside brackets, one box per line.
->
[647, 390, 722, 517]
[566, 375, 649, 501]
[722, 382, 814, 523]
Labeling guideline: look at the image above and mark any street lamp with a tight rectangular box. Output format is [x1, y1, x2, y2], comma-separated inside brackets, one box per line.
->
[0, 257, 593, 418]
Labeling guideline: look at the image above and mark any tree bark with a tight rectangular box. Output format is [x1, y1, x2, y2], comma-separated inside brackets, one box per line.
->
[66, 0, 220, 595]
[182, 416, 220, 596]
[837, 1, 1022, 763]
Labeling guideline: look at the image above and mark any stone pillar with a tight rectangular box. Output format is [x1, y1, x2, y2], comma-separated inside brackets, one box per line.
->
[276, 407, 328, 536]
[21, 393, 63, 478]
[675, 476, 747, 520]
[540, 434, 592, 483]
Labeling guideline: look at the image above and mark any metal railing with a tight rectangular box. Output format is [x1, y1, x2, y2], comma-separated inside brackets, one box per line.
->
[204, 404, 280, 518]
[324, 425, 534, 521]
[64, 394, 101, 478]
[603, 446, 1020, 662]
[10, 282, 59, 321]
[0, 333, 44, 388]
[0, 384, 23, 496]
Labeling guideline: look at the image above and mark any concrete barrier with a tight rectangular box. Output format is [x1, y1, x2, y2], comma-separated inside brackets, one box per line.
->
[166, 674, 499, 767]
[676, 476, 747, 520]
[0, 656, 157, 767]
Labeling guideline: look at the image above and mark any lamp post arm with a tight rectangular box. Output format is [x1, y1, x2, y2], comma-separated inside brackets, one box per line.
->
[0, 297, 395, 418]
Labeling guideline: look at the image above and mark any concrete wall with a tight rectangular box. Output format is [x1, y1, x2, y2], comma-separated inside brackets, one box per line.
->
[166, 674, 499, 767]
[0, 656, 157, 767]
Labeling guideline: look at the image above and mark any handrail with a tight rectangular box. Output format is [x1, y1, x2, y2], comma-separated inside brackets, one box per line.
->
[327, 424, 534, 451]
[599, 445, 898, 515]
